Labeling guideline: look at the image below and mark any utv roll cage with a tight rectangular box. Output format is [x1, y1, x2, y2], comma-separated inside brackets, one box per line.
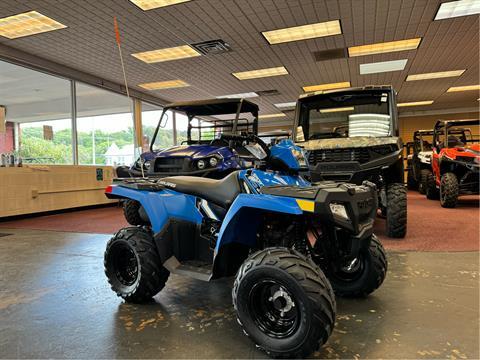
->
[433, 119, 479, 149]
[413, 130, 434, 153]
[150, 98, 259, 151]
[294, 85, 399, 140]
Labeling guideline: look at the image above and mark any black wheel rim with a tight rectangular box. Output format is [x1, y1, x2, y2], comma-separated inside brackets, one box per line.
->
[331, 256, 365, 283]
[248, 279, 300, 339]
[110, 243, 139, 286]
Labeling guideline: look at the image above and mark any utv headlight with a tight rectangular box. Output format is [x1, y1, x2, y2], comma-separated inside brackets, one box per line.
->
[144, 161, 151, 169]
[330, 203, 349, 221]
[209, 157, 218, 167]
[292, 149, 308, 167]
[197, 159, 206, 169]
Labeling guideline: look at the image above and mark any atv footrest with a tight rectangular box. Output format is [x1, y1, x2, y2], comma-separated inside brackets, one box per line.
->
[163, 256, 212, 281]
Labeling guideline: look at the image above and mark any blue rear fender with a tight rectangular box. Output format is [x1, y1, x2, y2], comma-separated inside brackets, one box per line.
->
[107, 185, 202, 232]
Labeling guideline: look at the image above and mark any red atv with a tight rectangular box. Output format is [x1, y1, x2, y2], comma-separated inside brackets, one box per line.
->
[426, 119, 479, 207]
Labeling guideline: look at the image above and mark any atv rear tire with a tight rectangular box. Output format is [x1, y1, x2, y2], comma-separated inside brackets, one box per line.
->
[104, 227, 169, 303]
[385, 183, 407, 238]
[326, 235, 387, 297]
[440, 172, 459, 208]
[426, 172, 439, 200]
[419, 169, 431, 195]
[123, 200, 148, 226]
[233, 247, 336, 358]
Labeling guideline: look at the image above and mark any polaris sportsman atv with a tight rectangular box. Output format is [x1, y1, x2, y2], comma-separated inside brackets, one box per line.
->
[294, 85, 407, 238]
[118, 98, 259, 225]
[406, 130, 434, 194]
[426, 119, 479, 207]
[104, 134, 387, 358]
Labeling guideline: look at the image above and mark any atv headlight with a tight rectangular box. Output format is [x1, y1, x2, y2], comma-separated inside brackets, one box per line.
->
[197, 159, 206, 169]
[330, 203, 349, 221]
[209, 157, 218, 167]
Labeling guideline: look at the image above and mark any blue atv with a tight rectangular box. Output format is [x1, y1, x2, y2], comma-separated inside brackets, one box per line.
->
[104, 134, 387, 358]
[118, 98, 260, 226]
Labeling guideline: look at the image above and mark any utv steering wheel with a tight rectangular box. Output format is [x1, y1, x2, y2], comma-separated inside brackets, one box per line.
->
[220, 133, 271, 158]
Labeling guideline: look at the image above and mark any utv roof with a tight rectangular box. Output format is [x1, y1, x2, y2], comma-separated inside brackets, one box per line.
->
[298, 85, 394, 102]
[435, 119, 480, 129]
[163, 98, 259, 116]
[414, 129, 434, 136]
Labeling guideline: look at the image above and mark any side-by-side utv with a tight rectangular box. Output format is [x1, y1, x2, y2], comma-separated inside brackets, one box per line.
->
[118, 98, 260, 225]
[426, 119, 479, 207]
[406, 130, 434, 194]
[293, 86, 407, 238]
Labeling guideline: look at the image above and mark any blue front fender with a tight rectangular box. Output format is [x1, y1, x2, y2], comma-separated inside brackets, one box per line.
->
[214, 193, 303, 253]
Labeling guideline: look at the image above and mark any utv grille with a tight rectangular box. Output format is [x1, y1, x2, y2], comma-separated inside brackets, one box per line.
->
[308, 144, 397, 165]
[153, 157, 186, 173]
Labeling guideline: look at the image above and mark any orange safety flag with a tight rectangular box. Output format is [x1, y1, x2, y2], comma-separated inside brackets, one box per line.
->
[113, 16, 121, 45]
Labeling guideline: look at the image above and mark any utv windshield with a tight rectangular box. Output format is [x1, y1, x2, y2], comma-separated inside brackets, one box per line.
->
[297, 92, 392, 141]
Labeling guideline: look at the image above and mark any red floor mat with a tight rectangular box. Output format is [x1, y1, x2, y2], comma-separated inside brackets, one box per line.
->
[0, 192, 478, 251]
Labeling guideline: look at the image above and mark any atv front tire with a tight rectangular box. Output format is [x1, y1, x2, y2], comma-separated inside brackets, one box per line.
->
[425, 172, 439, 200]
[104, 227, 169, 303]
[440, 172, 459, 208]
[123, 200, 148, 226]
[326, 235, 387, 297]
[419, 169, 431, 195]
[385, 183, 407, 238]
[233, 247, 336, 358]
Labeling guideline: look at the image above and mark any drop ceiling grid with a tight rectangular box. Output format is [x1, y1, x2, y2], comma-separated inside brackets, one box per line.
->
[0, 0, 477, 117]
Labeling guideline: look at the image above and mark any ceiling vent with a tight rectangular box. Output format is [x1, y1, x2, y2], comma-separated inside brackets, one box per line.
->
[256, 89, 281, 96]
[313, 48, 347, 62]
[191, 39, 232, 55]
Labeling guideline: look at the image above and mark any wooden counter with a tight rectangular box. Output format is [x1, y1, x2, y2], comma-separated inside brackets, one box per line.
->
[0, 165, 116, 217]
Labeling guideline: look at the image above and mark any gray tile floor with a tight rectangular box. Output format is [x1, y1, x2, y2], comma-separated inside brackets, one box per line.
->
[0, 228, 478, 359]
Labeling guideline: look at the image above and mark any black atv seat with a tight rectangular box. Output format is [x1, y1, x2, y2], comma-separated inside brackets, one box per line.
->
[162, 171, 241, 208]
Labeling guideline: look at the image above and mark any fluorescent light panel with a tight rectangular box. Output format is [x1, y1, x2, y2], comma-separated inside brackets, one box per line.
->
[132, 45, 201, 63]
[303, 81, 351, 92]
[446, 84, 480, 92]
[216, 92, 259, 99]
[262, 20, 342, 45]
[275, 101, 297, 108]
[259, 113, 287, 119]
[435, 0, 480, 20]
[138, 80, 189, 90]
[406, 69, 466, 81]
[360, 59, 408, 75]
[397, 100, 434, 107]
[232, 66, 288, 80]
[320, 106, 354, 113]
[129, 0, 191, 10]
[0, 11, 66, 39]
[348, 38, 421, 57]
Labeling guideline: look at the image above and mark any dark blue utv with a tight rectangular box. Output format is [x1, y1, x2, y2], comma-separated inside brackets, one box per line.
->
[117, 98, 260, 225]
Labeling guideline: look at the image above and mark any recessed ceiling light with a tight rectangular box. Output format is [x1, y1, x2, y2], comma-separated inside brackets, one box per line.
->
[446, 84, 480, 92]
[259, 113, 287, 119]
[138, 80, 189, 90]
[128, 0, 191, 10]
[348, 38, 421, 57]
[303, 81, 351, 93]
[132, 45, 201, 63]
[435, 0, 480, 20]
[320, 106, 355, 113]
[397, 100, 434, 107]
[216, 92, 259, 99]
[0, 11, 67, 39]
[232, 66, 288, 80]
[275, 102, 297, 108]
[360, 59, 408, 75]
[262, 20, 342, 45]
[406, 69, 466, 81]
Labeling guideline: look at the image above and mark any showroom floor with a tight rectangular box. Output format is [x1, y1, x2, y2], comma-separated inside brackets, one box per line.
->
[0, 193, 479, 359]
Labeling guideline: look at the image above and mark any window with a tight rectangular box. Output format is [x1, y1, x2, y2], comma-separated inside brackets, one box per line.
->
[0, 59, 73, 164]
[76, 83, 135, 166]
[142, 102, 173, 151]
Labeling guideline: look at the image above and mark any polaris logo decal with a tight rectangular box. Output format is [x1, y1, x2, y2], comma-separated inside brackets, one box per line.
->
[158, 180, 177, 188]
